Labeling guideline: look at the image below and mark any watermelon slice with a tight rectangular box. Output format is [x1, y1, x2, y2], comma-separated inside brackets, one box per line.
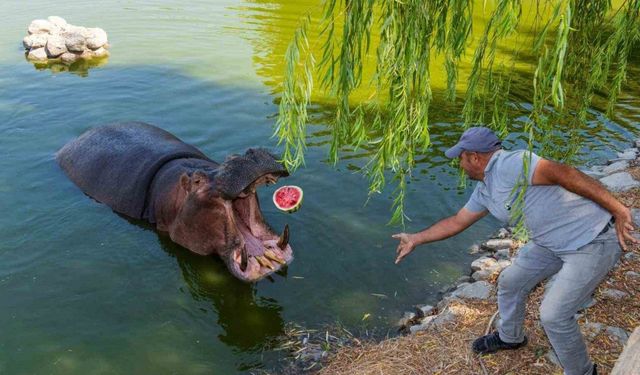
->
[273, 185, 303, 213]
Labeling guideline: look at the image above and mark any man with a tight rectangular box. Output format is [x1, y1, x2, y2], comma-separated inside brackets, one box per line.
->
[392, 127, 637, 375]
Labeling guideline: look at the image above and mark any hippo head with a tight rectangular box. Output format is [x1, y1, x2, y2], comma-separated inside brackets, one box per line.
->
[170, 148, 293, 282]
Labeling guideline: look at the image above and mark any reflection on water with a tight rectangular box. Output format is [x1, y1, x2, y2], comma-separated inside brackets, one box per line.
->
[161, 237, 285, 352]
[27, 55, 110, 77]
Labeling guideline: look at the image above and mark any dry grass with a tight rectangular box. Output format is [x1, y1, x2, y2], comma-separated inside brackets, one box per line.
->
[316, 190, 640, 375]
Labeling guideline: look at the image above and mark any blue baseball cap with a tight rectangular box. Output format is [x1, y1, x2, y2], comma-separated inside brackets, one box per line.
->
[445, 127, 502, 158]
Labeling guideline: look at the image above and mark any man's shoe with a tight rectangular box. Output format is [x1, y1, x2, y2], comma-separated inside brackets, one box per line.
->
[472, 331, 527, 354]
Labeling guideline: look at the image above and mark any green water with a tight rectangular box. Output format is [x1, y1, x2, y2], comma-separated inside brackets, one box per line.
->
[1, 1, 638, 374]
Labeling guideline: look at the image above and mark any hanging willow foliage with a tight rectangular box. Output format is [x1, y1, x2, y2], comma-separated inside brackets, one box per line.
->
[275, 0, 640, 226]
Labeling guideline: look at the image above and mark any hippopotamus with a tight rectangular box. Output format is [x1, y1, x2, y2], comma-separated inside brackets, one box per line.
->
[56, 122, 293, 282]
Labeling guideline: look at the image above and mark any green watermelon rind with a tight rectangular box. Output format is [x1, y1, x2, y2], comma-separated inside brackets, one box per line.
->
[273, 185, 303, 213]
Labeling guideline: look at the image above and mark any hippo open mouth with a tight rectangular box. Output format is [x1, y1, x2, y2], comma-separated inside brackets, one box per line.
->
[222, 173, 294, 282]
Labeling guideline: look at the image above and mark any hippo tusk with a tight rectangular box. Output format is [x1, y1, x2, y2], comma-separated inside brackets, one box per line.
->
[277, 224, 289, 250]
[264, 249, 285, 265]
[240, 245, 248, 272]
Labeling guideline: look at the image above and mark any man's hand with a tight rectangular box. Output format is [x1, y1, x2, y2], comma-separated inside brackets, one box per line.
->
[613, 206, 639, 251]
[392, 233, 416, 264]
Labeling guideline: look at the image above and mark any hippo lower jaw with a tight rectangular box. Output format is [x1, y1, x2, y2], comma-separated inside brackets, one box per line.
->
[222, 182, 293, 282]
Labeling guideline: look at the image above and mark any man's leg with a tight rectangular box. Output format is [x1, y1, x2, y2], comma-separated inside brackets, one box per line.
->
[538, 231, 621, 375]
[474, 242, 562, 353]
[497, 242, 562, 343]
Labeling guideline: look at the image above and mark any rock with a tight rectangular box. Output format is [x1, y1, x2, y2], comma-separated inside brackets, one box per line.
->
[47, 16, 67, 29]
[28, 19, 53, 35]
[600, 172, 640, 192]
[624, 252, 640, 262]
[582, 169, 606, 179]
[471, 257, 498, 272]
[583, 322, 604, 340]
[409, 315, 436, 333]
[417, 304, 434, 316]
[636, 139, 640, 149]
[27, 47, 48, 61]
[431, 309, 456, 327]
[495, 249, 510, 260]
[60, 52, 79, 64]
[602, 160, 629, 175]
[398, 311, 416, 327]
[546, 349, 562, 367]
[91, 47, 109, 58]
[451, 281, 494, 300]
[456, 275, 473, 284]
[591, 165, 605, 173]
[494, 228, 510, 239]
[23, 34, 48, 49]
[471, 270, 492, 281]
[611, 326, 640, 375]
[496, 259, 512, 271]
[64, 32, 86, 52]
[625, 271, 640, 279]
[468, 244, 482, 254]
[601, 288, 629, 300]
[482, 238, 513, 251]
[617, 149, 637, 160]
[86, 28, 108, 49]
[45, 35, 67, 57]
[606, 326, 630, 346]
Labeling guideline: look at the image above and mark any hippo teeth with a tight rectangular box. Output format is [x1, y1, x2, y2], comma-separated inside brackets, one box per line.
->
[264, 249, 285, 265]
[256, 255, 275, 270]
[277, 224, 289, 250]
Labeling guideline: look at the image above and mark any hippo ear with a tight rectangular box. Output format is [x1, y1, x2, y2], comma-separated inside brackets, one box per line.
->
[180, 173, 191, 192]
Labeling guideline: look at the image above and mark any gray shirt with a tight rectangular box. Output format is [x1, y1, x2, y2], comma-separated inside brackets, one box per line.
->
[464, 149, 611, 252]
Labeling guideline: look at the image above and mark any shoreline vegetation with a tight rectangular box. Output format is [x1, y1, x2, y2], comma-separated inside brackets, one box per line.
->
[264, 141, 640, 375]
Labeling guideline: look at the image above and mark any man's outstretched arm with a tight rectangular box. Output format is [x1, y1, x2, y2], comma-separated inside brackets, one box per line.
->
[393, 208, 488, 264]
[532, 159, 638, 250]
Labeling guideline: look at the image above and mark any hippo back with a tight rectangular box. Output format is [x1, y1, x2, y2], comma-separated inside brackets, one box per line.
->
[56, 122, 211, 219]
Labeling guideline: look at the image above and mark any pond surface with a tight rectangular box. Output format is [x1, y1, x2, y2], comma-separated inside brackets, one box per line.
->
[1, 1, 638, 374]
